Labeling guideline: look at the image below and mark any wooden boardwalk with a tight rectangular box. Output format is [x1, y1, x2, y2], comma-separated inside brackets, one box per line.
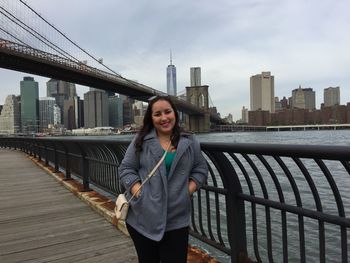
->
[0, 149, 137, 263]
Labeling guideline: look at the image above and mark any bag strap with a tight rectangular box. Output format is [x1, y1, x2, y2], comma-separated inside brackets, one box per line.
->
[127, 142, 171, 203]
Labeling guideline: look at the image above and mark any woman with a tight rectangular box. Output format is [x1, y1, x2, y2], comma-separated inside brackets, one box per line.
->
[119, 95, 208, 263]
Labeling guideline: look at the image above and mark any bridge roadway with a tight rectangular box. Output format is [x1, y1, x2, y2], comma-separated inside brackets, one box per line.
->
[0, 149, 218, 263]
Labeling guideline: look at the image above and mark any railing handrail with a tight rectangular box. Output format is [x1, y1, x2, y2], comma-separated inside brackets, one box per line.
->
[8, 137, 350, 160]
[201, 142, 350, 160]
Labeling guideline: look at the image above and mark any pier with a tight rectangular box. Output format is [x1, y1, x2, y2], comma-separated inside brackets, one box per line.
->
[266, 123, 350, 131]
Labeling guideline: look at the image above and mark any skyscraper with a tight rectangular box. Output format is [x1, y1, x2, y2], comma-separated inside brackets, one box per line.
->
[108, 95, 124, 128]
[0, 95, 20, 134]
[83, 89, 109, 128]
[39, 97, 56, 131]
[241, 106, 248, 123]
[20, 76, 39, 133]
[190, 67, 201, 86]
[324, 86, 340, 107]
[291, 86, 316, 110]
[46, 79, 77, 125]
[250, 72, 275, 113]
[166, 51, 177, 96]
[63, 96, 83, 130]
[47, 79, 76, 98]
[123, 96, 134, 125]
[53, 104, 61, 125]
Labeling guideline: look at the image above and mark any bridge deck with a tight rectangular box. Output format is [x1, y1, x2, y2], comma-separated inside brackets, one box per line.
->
[0, 149, 137, 263]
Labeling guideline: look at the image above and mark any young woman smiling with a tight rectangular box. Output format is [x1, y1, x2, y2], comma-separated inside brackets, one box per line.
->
[119, 95, 208, 263]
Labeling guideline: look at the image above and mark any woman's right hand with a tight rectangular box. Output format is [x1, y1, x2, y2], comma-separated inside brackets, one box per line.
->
[130, 182, 142, 198]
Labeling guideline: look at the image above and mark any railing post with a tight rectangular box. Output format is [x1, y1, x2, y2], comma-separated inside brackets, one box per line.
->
[207, 151, 247, 263]
[53, 144, 59, 173]
[29, 142, 33, 156]
[27, 141, 31, 155]
[44, 142, 49, 167]
[23, 141, 26, 153]
[23, 141, 27, 154]
[32, 141, 37, 159]
[62, 142, 71, 180]
[77, 143, 90, 191]
[37, 142, 42, 161]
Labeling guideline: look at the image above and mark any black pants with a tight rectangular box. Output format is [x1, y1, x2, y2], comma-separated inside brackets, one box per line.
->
[126, 223, 189, 263]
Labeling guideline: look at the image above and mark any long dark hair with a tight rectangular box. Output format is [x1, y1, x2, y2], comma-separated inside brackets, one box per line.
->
[135, 96, 182, 152]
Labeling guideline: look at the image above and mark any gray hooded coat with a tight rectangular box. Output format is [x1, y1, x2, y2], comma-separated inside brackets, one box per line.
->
[119, 129, 208, 241]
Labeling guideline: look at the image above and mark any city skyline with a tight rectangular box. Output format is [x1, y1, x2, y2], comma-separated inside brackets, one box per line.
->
[1, 0, 350, 120]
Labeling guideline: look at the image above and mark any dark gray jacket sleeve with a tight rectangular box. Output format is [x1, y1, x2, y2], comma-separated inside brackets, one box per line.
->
[119, 138, 140, 192]
[189, 136, 208, 188]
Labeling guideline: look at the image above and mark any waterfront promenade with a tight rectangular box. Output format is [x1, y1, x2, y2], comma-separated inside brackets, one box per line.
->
[0, 149, 137, 263]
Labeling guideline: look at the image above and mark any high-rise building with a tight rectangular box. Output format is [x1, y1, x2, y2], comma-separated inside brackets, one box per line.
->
[83, 89, 109, 128]
[46, 79, 77, 124]
[133, 101, 146, 116]
[39, 97, 56, 131]
[291, 85, 316, 110]
[75, 96, 84, 128]
[63, 96, 83, 130]
[242, 106, 248, 123]
[133, 101, 147, 126]
[190, 67, 201, 86]
[166, 51, 177, 96]
[47, 79, 76, 98]
[324, 86, 340, 107]
[123, 96, 134, 125]
[64, 98, 74, 130]
[20, 76, 39, 133]
[275, 97, 282, 111]
[0, 95, 20, 134]
[53, 104, 61, 125]
[250, 71, 275, 113]
[108, 95, 124, 128]
[280, 96, 289, 109]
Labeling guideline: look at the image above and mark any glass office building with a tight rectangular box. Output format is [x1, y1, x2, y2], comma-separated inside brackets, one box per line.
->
[20, 76, 39, 133]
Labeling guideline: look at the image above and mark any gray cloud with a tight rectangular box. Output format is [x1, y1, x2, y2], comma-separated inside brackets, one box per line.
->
[1, 0, 350, 120]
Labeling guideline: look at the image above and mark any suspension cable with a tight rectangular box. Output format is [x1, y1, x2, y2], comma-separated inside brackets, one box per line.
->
[0, 26, 29, 47]
[19, 0, 122, 77]
[0, 7, 78, 62]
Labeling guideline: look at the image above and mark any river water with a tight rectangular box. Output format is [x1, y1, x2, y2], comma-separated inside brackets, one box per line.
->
[196, 129, 350, 146]
[78, 130, 350, 262]
[88, 129, 350, 145]
[195, 130, 350, 263]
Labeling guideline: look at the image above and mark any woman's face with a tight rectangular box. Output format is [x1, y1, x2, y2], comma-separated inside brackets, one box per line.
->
[151, 99, 176, 136]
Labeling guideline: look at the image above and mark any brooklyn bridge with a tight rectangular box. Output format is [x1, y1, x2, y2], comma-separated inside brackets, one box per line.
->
[0, 0, 224, 133]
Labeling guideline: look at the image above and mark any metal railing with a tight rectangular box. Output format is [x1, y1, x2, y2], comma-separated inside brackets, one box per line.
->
[1, 137, 350, 263]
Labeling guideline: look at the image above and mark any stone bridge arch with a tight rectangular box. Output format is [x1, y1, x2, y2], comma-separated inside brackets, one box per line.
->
[185, 85, 210, 133]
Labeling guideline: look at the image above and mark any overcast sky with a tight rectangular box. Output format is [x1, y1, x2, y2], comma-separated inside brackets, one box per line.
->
[1, 0, 350, 120]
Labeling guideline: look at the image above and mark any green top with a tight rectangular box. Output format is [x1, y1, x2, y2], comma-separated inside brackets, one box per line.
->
[164, 150, 176, 175]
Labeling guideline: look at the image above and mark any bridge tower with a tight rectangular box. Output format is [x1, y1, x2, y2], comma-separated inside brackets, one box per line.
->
[185, 85, 210, 133]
